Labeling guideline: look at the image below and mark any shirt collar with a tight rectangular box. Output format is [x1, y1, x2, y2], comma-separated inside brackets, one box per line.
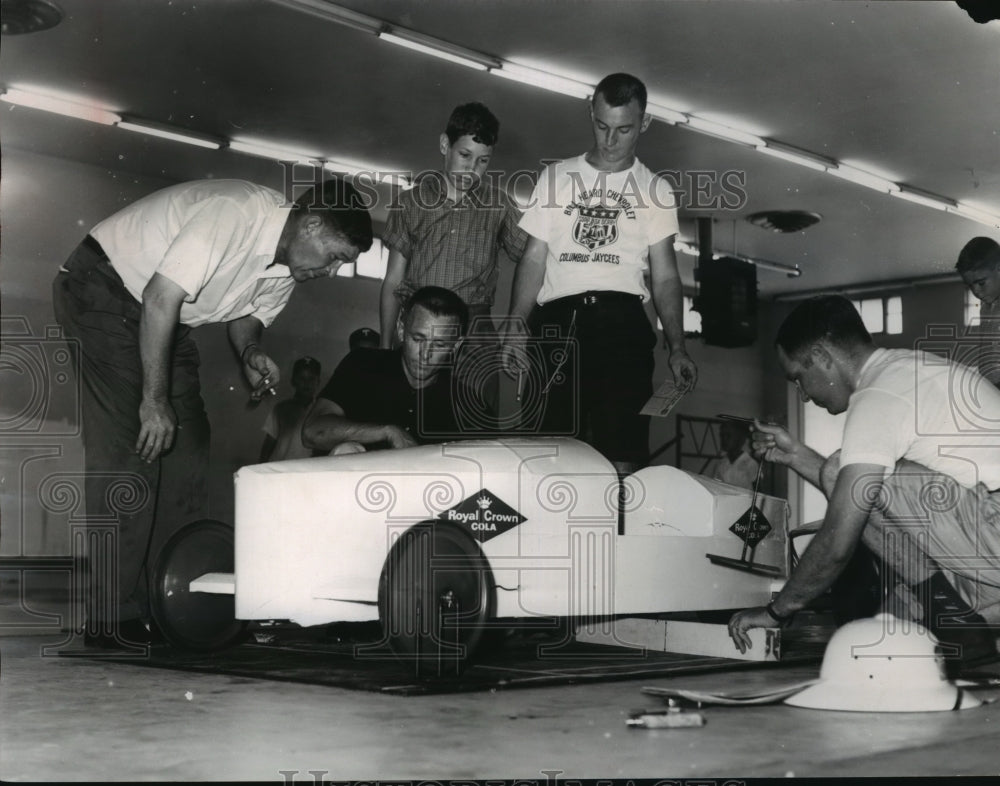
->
[413, 171, 489, 207]
[259, 197, 295, 277]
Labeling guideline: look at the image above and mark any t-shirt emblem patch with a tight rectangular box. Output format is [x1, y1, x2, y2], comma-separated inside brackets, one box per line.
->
[572, 204, 620, 251]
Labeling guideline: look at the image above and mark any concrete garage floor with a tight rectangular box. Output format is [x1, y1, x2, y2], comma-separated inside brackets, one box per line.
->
[3, 576, 1000, 781]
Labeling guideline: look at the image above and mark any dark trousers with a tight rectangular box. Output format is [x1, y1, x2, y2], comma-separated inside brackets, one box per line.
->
[52, 238, 210, 627]
[527, 292, 656, 466]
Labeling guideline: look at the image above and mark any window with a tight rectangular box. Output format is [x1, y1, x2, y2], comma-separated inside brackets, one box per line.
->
[851, 295, 902, 335]
[965, 288, 981, 328]
[336, 237, 388, 279]
[656, 296, 702, 336]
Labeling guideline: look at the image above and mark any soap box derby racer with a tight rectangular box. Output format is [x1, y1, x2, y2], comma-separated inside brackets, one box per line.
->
[151, 437, 789, 673]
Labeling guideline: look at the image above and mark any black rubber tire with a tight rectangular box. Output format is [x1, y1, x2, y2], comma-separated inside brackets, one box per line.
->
[150, 519, 248, 651]
[377, 522, 495, 677]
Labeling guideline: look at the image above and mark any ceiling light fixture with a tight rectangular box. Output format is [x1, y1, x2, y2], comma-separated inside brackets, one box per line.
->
[0, 85, 120, 125]
[680, 115, 764, 147]
[827, 163, 900, 193]
[267, 0, 379, 34]
[674, 239, 801, 277]
[378, 30, 491, 71]
[774, 271, 960, 302]
[646, 103, 688, 125]
[323, 159, 411, 188]
[948, 202, 1000, 228]
[490, 63, 594, 100]
[756, 141, 832, 172]
[890, 187, 954, 212]
[0, 0, 63, 35]
[229, 139, 322, 163]
[117, 118, 223, 149]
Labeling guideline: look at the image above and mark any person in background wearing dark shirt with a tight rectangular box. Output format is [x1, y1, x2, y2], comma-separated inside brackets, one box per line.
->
[303, 287, 468, 454]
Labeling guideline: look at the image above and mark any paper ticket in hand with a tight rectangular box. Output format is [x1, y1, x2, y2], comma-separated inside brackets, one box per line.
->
[640, 378, 688, 417]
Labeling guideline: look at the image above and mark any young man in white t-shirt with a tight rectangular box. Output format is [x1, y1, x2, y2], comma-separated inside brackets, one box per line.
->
[504, 73, 697, 475]
[728, 296, 1000, 674]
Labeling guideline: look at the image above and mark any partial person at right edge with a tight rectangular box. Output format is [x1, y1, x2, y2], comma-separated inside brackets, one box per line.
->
[303, 287, 469, 455]
[957, 236, 1000, 389]
[728, 296, 1000, 677]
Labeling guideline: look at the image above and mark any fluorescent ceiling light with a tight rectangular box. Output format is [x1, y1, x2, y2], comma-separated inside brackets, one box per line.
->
[117, 118, 222, 149]
[682, 115, 764, 147]
[744, 257, 802, 277]
[948, 202, 1000, 228]
[674, 240, 801, 276]
[827, 163, 899, 193]
[379, 31, 488, 71]
[323, 160, 412, 188]
[268, 0, 379, 33]
[647, 103, 687, 125]
[229, 139, 321, 163]
[891, 187, 953, 212]
[490, 63, 593, 99]
[0, 86, 120, 125]
[756, 142, 830, 172]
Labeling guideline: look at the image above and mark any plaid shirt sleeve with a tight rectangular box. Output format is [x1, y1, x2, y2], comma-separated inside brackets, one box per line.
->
[499, 194, 529, 262]
[381, 200, 412, 259]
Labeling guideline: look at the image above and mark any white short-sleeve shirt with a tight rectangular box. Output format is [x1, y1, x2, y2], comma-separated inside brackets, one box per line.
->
[518, 155, 679, 304]
[840, 348, 1000, 490]
[90, 180, 295, 327]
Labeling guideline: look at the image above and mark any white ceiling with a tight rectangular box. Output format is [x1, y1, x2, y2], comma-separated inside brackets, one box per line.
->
[1, 0, 998, 296]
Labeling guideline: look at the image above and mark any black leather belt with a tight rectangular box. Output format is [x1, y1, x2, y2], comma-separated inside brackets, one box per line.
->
[546, 290, 642, 307]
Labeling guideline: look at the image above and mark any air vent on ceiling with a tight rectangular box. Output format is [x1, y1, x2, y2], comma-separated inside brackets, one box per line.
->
[1, 0, 62, 35]
[746, 210, 822, 233]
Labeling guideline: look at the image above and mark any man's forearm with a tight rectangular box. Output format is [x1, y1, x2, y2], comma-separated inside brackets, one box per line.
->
[379, 287, 402, 347]
[508, 238, 547, 323]
[786, 445, 827, 490]
[651, 274, 686, 354]
[139, 291, 180, 403]
[769, 465, 878, 617]
[227, 315, 264, 360]
[302, 414, 391, 452]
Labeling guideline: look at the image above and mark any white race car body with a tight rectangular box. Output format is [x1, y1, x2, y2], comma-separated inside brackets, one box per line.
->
[229, 438, 788, 628]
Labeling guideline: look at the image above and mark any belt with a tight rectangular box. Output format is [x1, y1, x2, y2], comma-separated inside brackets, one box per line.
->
[545, 290, 642, 308]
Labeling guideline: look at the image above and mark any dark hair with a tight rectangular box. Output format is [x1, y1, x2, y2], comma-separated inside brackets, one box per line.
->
[775, 295, 872, 359]
[445, 102, 500, 147]
[956, 236, 1000, 273]
[293, 178, 374, 252]
[403, 286, 469, 336]
[593, 73, 647, 113]
[292, 356, 321, 376]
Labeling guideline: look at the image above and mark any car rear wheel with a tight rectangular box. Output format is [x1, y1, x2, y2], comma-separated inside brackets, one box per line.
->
[150, 519, 248, 651]
[377, 522, 495, 677]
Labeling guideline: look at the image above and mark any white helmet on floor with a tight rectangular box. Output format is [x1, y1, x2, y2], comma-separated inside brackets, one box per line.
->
[784, 613, 982, 712]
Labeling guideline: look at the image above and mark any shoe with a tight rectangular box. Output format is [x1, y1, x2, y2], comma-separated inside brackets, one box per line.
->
[918, 573, 998, 677]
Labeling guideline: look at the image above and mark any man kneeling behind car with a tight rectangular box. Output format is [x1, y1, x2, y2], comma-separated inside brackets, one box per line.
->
[303, 286, 469, 454]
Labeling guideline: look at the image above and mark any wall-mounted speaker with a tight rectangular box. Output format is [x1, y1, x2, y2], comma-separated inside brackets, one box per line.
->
[694, 256, 758, 347]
